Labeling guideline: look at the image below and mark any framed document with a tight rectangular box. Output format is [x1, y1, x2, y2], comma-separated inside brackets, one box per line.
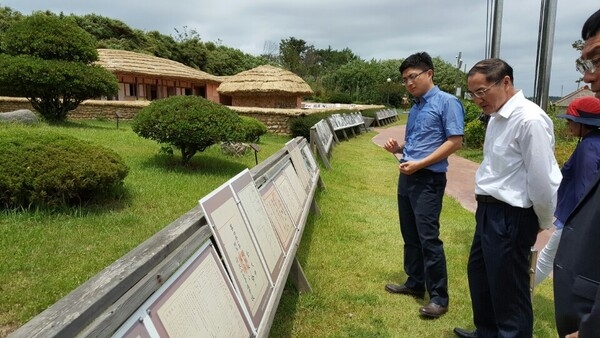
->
[200, 185, 272, 329]
[112, 242, 253, 338]
[230, 169, 285, 282]
[285, 139, 311, 190]
[299, 139, 318, 175]
[260, 181, 296, 254]
[273, 164, 303, 226]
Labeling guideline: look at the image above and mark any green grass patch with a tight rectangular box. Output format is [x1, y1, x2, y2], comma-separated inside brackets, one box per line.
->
[270, 128, 556, 338]
[1, 120, 557, 337]
[0, 120, 289, 331]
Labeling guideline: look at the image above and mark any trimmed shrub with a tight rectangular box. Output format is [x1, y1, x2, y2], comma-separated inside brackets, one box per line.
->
[289, 111, 333, 139]
[463, 99, 483, 123]
[0, 128, 129, 209]
[289, 109, 366, 139]
[132, 96, 245, 164]
[464, 119, 487, 149]
[240, 116, 268, 142]
[327, 92, 352, 104]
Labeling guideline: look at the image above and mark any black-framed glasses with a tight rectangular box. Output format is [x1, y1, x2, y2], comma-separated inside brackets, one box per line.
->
[401, 70, 428, 85]
[467, 79, 502, 99]
[576, 57, 600, 75]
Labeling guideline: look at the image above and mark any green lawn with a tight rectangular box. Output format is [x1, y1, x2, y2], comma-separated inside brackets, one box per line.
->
[0, 119, 557, 338]
[270, 125, 557, 337]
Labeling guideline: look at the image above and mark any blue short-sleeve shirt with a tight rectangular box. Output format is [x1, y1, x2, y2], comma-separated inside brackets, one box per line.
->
[403, 86, 464, 172]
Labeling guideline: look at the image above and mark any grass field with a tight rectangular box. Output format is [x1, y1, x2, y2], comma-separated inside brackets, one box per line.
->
[1, 118, 560, 337]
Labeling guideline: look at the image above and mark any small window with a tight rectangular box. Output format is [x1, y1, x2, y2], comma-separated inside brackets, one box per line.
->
[128, 84, 137, 97]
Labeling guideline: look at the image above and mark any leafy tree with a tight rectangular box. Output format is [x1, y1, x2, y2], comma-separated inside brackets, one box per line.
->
[317, 47, 359, 72]
[0, 12, 118, 122]
[432, 56, 465, 96]
[321, 59, 382, 104]
[132, 96, 245, 164]
[280, 37, 312, 76]
[0, 6, 24, 49]
[72, 13, 148, 51]
[572, 40, 585, 85]
[204, 42, 263, 76]
[172, 26, 209, 70]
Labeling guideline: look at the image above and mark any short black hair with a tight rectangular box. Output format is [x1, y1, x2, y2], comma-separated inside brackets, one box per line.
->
[399, 52, 434, 74]
[467, 58, 514, 84]
[582, 9, 600, 40]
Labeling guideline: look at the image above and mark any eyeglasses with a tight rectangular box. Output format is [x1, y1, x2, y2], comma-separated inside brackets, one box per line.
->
[401, 70, 428, 85]
[467, 79, 502, 99]
[576, 57, 600, 75]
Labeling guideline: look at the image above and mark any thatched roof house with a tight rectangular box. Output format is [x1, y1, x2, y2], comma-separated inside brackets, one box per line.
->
[95, 49, 221, 102]
[217, 65, 313, 108]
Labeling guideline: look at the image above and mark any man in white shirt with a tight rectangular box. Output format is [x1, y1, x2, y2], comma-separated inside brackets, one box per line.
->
[453, 58, 561, 338]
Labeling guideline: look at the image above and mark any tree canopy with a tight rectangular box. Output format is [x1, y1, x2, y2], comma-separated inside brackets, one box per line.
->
[0, 6, 473, 107]
[0, 12, 118, 121]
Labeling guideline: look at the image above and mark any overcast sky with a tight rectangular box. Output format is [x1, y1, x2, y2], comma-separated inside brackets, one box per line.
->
[1, 1, 598, 97]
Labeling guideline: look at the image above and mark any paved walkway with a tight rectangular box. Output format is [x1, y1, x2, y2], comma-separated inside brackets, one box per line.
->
[371, 125, 552, 251]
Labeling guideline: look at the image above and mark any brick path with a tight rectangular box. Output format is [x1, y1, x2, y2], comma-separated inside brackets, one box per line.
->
[371, 125, 552, 251]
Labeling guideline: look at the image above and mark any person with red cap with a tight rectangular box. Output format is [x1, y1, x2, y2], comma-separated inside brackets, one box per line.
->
[534, 96, 600, 288]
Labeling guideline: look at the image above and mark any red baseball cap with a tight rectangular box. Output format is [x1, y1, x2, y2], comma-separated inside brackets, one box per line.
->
[557, 96, 600, 126]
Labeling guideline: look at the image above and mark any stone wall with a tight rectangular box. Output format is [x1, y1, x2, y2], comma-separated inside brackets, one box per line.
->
[0, 97, 319, 135]
[0, 97, 377, 135]
[232, 95, 298, 109]
[0, 97, 145, 120]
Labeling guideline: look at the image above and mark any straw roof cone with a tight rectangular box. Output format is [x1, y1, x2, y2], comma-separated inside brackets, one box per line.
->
[217, 65, 313, 96]
[95, 48, 219, 82]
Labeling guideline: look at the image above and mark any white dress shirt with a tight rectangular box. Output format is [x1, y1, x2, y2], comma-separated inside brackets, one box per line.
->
[475, 90, 562, 229]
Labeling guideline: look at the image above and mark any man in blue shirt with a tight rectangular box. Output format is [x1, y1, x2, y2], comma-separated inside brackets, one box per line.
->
[383, 52, 465, 318]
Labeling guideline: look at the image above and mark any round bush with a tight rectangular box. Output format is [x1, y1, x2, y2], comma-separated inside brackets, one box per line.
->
[240, 116, 268, 142]
[132, 96, 245, 163]
[0, 128, 129, 209]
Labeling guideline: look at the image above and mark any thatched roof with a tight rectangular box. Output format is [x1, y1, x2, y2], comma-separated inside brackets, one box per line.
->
[217, 65, 313, 96]
[95, 49, 219, 83]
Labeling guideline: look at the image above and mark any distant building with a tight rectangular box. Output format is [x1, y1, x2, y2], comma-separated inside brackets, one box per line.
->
[553, 85, 595, 115]
[95, 50, 315, 111]
[95, 49, 222, 103]
[216, 65, 313, 109]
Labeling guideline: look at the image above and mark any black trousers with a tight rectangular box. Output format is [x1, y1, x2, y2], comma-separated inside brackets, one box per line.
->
[397, 169, 448, 307]
[468, 201, 539, 338]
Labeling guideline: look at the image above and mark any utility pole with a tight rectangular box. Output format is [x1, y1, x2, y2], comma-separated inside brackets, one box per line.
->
[533, 0, 557, 111]
[455, 52, 463, 97]
[386, 78, 391, 106]
[490, 0, 503, 58]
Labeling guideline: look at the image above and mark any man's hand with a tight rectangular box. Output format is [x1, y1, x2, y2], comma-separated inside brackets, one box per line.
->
[383, 138, 399, 153]
[566, 331, 578, 338]
[399, 161, 422, 175]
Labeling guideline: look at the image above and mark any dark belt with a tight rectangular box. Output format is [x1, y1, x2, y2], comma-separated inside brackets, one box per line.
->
[475, 194, 504, 204]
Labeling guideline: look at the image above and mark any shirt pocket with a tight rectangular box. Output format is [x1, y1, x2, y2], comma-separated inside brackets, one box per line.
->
[489, 144, 511, 174]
